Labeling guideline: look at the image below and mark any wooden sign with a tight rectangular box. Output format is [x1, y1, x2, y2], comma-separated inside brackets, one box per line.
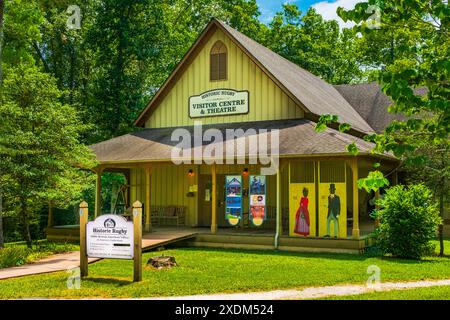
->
[79, 201, 142, 282]
[189, 89, 249, 118]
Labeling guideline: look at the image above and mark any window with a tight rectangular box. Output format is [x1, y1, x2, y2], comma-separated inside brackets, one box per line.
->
[210, 41, 227, 81]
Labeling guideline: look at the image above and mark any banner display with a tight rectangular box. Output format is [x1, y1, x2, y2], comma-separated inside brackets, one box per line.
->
[225, 175, 243, 226]
[289, 183, 316, 237]
[318, 182, 346, 238]
[249, 175, 266, 226]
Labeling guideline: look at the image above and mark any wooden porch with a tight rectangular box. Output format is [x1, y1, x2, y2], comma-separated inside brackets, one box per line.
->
[46, 223, 375, 254]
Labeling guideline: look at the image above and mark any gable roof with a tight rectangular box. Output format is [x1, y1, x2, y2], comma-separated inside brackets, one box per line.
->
[134, 18, 374, 134]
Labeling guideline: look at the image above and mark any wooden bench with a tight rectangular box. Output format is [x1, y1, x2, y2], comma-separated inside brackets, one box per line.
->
[150, 205, 186, 227]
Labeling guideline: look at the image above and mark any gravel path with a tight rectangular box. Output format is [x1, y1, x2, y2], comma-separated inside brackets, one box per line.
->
[148, 279, 450, 300]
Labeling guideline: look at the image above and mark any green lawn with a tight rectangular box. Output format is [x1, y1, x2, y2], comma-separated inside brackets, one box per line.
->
[0, 240, 449, 299]
[323, 285, 450, 300]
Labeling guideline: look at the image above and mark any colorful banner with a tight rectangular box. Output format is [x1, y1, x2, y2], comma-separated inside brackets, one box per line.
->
[249, 175, 266, 226]
[225, 175, 243, 226]
[289, 183, 316, 237]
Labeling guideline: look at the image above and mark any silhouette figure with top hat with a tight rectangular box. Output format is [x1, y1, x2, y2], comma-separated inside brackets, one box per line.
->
[324, 183, 340, 238]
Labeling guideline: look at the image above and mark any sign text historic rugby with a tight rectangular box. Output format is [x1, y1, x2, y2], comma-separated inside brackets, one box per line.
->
[86, 214, 134, 259]
[189, 89, 249, 118]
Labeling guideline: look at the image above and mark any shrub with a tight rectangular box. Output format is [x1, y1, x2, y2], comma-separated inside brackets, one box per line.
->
[374, 184, 441, 259]
[0, 241, 79, 269]
[0, 247, 31, 268]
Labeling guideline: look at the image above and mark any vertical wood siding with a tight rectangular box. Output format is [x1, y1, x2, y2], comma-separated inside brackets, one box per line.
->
[145, 29, 305, 128]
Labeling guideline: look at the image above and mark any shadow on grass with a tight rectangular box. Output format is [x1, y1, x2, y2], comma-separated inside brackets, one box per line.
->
[156, 246, 369, 262]
[84, 277, 133, 286]
[157, 246, 448, 265]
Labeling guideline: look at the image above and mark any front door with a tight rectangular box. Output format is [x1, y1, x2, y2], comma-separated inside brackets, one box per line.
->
[198, 174, 212, 227]
[198, 174, 228, 227]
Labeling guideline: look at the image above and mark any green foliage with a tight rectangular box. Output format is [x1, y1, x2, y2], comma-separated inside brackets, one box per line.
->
[357, 170, 389, 192]
[374, 184, 442, 259]
[0, 63, 96, 245]
[339, 123, 351, 133]
[338, 0, 449, 158]
[264, 6, 364, 84]
[346, 142, 359, 156]
[0, 241, 78, 268]
[0, 246, 29, 267]
[315, 114, 339, 132]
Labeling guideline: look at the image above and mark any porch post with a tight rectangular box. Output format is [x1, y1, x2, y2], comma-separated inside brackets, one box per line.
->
[350, 158, 360, 239]
[145, 165, 152, 232]
[392, 170, 399, 185]
[47, 201, 54, 228]
[374, 190, 380, 228]
[211, 163, 217, 234]
[95, 168, 103, 218]
[275, 165, 281, 248]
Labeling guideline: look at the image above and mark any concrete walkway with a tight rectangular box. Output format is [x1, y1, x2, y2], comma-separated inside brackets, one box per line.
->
[148, 279, 450, 300]
[0, 252, 100, 280]
[0, 229, 197, 280]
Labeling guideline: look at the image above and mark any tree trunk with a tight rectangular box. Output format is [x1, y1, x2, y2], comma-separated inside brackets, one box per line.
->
[0, 185, 4, 248]
[20, 198, 32, 248]
[0, 0, 4, 83]
[439, 192, 444, 257]
[0, 0, 5, 249]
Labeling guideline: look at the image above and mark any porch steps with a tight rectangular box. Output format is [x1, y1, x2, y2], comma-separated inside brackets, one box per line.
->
[182, 234, 372, 254]
[46, 225, 80, 242]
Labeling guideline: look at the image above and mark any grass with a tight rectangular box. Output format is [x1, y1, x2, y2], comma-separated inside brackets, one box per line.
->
[323, 285, 450, 300]
[0, 240, 79, 269]
[0, 239, 449, 299]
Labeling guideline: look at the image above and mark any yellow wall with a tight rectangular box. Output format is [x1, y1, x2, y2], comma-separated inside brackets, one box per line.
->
[145, 29, 305, 128]
[129, 160, 355, 238]
[130, 164, 198, 226]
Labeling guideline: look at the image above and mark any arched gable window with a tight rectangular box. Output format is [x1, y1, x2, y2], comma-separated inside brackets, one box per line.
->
[210, 41, 227, 81]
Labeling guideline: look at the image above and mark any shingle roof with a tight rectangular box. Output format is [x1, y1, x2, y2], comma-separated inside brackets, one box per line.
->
[134, 18, 374, 134]
[91, 119, 390, 163]
[335, 82, 427, 133]
[216, 20, 374, 134]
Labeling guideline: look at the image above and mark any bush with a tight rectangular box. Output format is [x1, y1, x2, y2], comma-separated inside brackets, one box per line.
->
[374, 184, 441, 259]
[0, 247, 31, 268]
[0, 241, 79, 269]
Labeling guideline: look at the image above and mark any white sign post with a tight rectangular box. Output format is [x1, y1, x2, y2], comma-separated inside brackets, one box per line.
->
[189, 89, 249, 118]
[86, 215, 134, 259]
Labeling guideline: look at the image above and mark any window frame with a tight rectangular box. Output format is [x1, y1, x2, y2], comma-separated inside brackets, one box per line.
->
[210, 41, 228, 82]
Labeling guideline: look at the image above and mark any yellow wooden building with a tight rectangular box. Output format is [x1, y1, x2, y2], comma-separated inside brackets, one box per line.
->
[58, 19, 400, 253]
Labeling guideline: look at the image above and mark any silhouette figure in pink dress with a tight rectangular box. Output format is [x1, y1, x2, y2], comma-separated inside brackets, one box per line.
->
[294, 188, 310, 236]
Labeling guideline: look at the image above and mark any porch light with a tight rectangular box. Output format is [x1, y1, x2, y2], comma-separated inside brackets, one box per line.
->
[242, 167, 249, 176]
[188, 169, 195, 177]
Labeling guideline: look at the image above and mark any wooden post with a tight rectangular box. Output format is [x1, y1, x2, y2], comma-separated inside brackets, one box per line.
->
[132, 201, 142, 282]
[211, 164, 217, 234]
[145, 166, 152, 232]
[275, 165, 281, 248]
[392, 170, 398, 185]
[374, 190, 380, 228]
[351, 159, 360, 239]
[95, 168, 103, 218]
[79, 201, 88, 277]
[47, 201, 54, 228]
